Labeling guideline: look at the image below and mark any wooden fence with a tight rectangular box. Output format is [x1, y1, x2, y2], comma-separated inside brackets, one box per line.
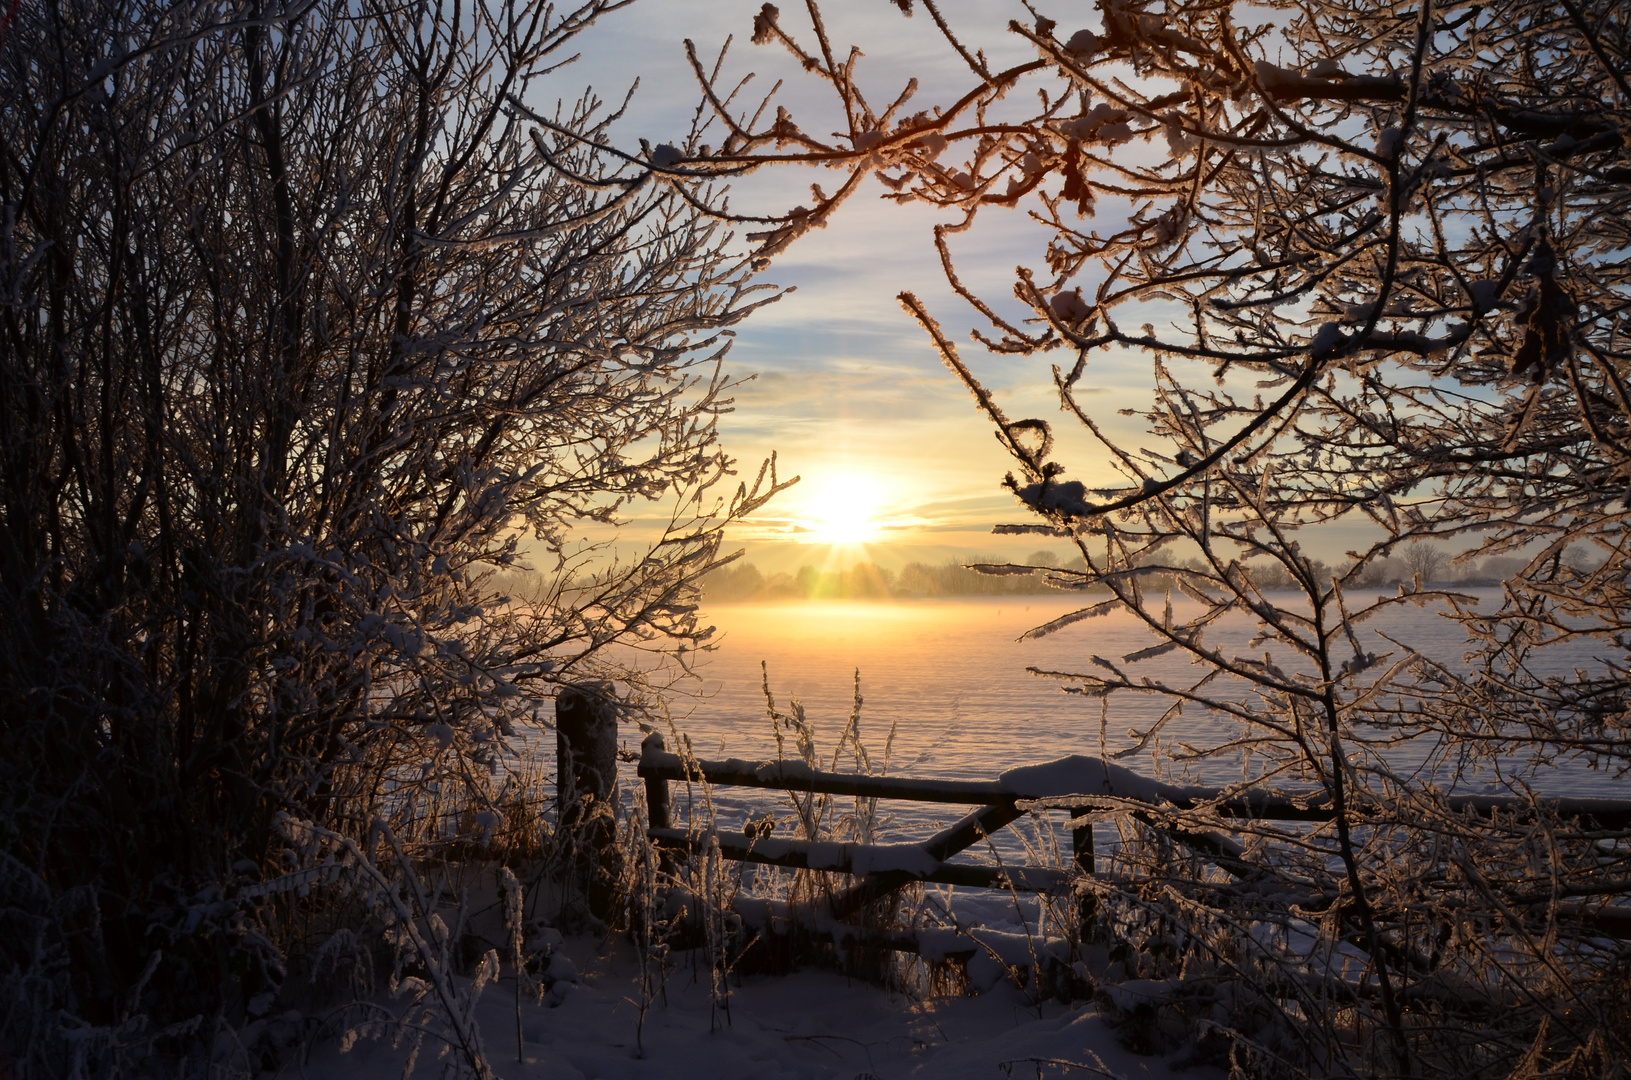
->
[636, 732, 1631, 939]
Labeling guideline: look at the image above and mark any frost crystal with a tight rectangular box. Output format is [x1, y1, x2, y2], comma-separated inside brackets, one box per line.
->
[912, 132, 948, 158]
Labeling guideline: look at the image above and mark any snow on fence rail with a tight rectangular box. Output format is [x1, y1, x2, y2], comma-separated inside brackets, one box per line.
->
[636, 732, 1631, 940]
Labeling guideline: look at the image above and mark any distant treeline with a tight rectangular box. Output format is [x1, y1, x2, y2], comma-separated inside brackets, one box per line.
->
[701, 552, 1088, 602]
[700, 549, 1561, 603]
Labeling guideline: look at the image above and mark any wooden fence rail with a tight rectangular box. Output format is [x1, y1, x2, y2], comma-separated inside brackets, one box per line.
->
[635, 732, 1631, 936]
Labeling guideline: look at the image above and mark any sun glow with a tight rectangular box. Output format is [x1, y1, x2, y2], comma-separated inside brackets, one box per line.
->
[798, 474, 886, 545]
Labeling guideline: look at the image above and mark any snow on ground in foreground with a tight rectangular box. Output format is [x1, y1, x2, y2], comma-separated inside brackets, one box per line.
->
[300, 937, 1221, 1080]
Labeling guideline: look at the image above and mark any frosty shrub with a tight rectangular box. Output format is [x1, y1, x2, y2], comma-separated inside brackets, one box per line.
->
[629, 2, 1631, 1077]
[0, 0, 791, 1068]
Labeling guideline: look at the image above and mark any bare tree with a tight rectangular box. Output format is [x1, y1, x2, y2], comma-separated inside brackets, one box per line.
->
[631, 1, 1631, 1075]
[1401, 541, 1445, 584]
[0, 0, 790, 1054]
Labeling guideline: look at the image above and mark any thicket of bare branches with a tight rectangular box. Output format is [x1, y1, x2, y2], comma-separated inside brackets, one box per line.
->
[640, 1, 1631, 1076]
[0, 0, 788, 1065]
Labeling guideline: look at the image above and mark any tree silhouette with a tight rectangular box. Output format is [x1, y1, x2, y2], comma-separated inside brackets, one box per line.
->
[0, 0, 789, 1050]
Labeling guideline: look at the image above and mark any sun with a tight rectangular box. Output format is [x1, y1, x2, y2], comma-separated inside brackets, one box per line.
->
[799, 474, 885, 545]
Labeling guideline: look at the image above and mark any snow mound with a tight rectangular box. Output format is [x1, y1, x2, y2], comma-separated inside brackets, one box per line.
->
[998, 755, 1172, 804]
[850, 842, 941, 878]
[1101, 978, 1178, 1015]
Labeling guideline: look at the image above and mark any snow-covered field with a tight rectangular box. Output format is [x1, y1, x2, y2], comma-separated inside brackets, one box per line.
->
[672, 593, 1616, 799]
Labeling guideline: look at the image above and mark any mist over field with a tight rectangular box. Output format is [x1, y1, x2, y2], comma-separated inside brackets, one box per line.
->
[694, 549, 1566, 602]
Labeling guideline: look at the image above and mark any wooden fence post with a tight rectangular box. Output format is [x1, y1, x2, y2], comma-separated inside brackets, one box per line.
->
[640, 731, 670, 829]
[555, 682, 619, 919]
[1072, 819, 1095, 876]
[1072, 817, 1097, 929]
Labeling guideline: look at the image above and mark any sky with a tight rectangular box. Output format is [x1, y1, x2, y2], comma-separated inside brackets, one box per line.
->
[554, 1, 1384, 576]
[543, 0, 1129, 574]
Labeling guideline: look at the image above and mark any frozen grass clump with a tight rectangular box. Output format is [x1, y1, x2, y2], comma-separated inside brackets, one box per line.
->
[639, 666, 1109, 1011]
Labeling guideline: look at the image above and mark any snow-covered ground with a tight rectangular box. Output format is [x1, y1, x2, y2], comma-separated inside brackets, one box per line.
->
[298, 930, 1220, 1080]
[334, 594, 1521, 1080]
